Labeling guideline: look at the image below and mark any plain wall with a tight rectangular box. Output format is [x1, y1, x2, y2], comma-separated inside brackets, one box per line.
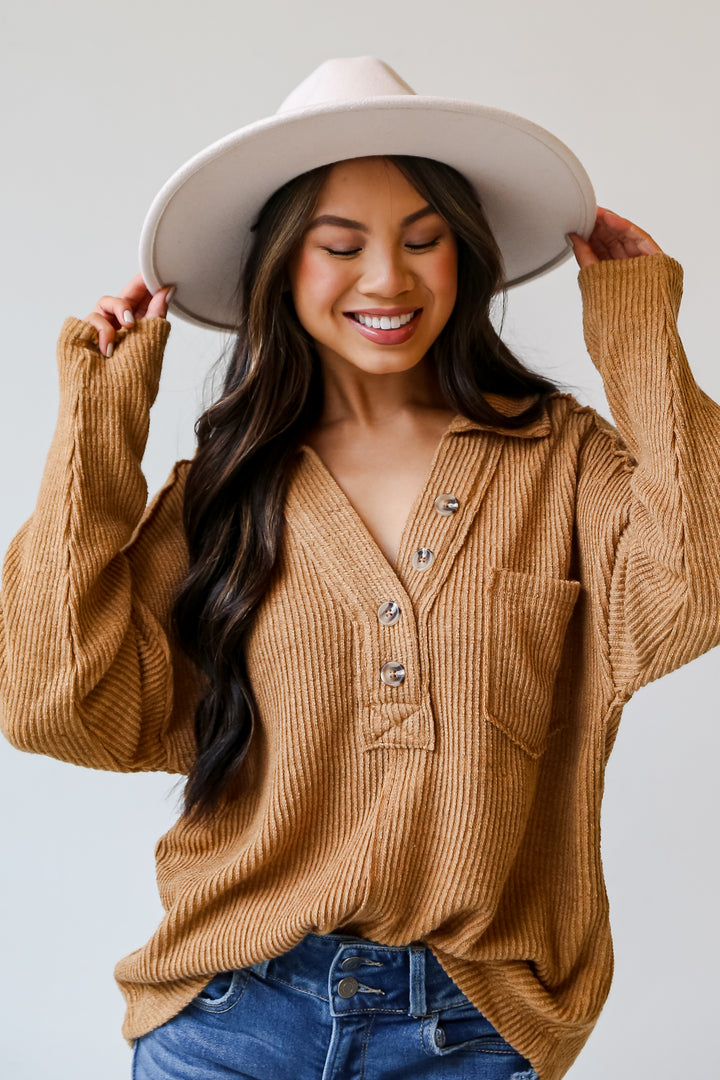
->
[1, 1, 718, 1076]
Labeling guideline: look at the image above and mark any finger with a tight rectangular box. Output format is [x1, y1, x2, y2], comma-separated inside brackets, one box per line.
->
[566, 232, 598, 269]
[118, 271, 154, 305]
[96, 294, 137, 332]
[132, 280, 173, 320]
[105, 272, 155, 320]
[82, 310, 117, 358]
[586, 221, 643, 261]
[592, 213, 633, 258]
[606, 232, 631, 260]
[583, 220, 614, 262]
[84, 291, 137, 357]
[590, 235, 615, 261]
[596, 208, 663, 257]
[146, 284, 175, 320]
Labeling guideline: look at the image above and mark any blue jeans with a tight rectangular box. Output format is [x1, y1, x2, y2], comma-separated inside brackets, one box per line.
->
[132, 932, 539, 1079]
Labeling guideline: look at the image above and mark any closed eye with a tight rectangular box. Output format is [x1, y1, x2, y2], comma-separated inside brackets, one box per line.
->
[408, 239, 440, 250]
[323, 238, 442, 257]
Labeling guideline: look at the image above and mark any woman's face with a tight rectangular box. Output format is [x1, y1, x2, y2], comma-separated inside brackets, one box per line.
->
[287, 157, 458, 375]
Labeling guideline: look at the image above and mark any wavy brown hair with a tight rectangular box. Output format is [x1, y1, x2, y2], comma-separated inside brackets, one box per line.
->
[172, 154, 565, 826]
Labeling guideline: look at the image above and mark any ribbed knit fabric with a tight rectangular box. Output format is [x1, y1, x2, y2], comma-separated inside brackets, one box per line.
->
[2, 253, 719, 1080]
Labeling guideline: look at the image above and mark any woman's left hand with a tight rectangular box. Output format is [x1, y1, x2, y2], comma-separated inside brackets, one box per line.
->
[567, 207, 663, 268]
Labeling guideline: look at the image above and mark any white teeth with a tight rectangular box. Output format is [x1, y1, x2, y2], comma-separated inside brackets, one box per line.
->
[354, 310, 416, 329]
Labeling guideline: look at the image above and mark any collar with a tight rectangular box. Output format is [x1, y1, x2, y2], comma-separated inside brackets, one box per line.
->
[297, 393, 553, 454]
[445, 391, 553, 439]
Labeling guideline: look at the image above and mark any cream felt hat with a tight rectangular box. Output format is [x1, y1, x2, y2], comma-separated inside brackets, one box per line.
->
[139, 56, 596, 332]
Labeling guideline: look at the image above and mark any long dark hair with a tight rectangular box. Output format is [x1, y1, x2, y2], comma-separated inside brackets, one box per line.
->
[172, 154, 564, 826]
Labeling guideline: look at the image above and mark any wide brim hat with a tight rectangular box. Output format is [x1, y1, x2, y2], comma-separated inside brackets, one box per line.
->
[139, 56, 596, 332]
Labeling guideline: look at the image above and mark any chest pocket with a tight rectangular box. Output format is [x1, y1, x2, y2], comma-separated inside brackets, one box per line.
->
[483, 568, 582, 757]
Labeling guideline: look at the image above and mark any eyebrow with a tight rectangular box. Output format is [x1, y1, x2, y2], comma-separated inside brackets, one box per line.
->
[306, 205, 437, 232]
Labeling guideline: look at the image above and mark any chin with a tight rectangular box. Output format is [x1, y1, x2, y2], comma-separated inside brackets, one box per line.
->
[353, 348, 426, 372]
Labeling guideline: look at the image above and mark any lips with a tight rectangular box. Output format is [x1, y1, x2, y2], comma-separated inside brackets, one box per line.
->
[351, 309, 418, 330]
[344, 307, 422, 344]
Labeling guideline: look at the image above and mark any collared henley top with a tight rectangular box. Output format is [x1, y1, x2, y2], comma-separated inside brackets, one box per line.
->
[2, 253, 720, 1080]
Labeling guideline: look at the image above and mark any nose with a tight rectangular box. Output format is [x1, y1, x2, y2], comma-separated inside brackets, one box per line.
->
[358, 244, 416, 299]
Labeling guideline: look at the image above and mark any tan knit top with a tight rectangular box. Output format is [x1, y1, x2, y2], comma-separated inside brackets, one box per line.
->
[2, 253, 719, 1080]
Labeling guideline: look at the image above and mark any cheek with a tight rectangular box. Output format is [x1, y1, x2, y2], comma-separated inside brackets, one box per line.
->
[290, 249, 348, 319]
[431, 248, 459, 308]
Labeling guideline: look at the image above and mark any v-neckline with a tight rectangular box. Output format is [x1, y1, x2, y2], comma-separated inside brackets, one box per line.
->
[296, 412, 462, 578]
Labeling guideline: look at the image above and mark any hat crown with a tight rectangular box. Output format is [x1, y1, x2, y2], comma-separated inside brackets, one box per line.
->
[276, 56, 417, 115]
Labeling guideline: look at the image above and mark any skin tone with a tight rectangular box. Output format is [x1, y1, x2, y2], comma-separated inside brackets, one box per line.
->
[84, 277, 173, 358]
[283, 156, 464, 564]
[84, 191, 663, 362]
[83, 167, 664, 566]
[566, 206, 662, 264]
[286, 156, 460, 433]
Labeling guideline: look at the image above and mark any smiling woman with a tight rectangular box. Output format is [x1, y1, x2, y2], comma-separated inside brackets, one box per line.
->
[1, 54, 719, 1080]
[287, 157, 458, 359]
[174, 148, 560, 645]
[274, 153, 554, 570]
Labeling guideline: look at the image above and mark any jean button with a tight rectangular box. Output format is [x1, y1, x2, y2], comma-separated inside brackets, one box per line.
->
[434, 1026, 446, 1047]
[341, 956, 364, 971]
[337, 976, 360, 998]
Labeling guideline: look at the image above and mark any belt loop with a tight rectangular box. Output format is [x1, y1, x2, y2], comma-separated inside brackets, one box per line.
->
[408, 944, 426, 1017]
[249, 958, 271, 978]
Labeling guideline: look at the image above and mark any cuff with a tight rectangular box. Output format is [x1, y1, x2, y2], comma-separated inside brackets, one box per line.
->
[578, 252, 684, 354]
[56, 315, 172, 402]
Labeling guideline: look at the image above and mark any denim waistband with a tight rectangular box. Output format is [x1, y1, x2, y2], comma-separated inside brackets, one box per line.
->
[249, 932, 470, 1017]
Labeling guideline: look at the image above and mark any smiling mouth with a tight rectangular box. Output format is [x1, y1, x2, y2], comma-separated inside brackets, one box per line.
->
[347, 309, 421, 330]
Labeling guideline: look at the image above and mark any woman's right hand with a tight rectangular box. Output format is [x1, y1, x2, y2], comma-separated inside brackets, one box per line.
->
[83, 273, 175, 358]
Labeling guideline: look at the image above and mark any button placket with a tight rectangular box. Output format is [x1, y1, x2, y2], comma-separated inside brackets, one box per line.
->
[404, 492, 460, 576]
[383, 491, 460, 689]
[378, 598, 404, 689]
[364, 591, 432, 748]
[284, 436, 505, 750]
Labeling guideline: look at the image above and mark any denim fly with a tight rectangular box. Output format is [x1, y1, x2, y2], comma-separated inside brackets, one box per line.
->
[131, 931, 539, 1080]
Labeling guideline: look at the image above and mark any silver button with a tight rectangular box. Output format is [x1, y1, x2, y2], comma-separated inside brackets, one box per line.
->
[434, 493, 459, 516]
[341, 955, 365, 971]
[337, 976, 359, 998]
[411, 547, 434, 571]
[381, 661, 406, 686]
[377, 601, 401, 625]
[434, 1026, 446, 1047]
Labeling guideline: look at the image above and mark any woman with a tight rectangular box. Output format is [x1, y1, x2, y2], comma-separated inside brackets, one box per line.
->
[2, 58, 719, 1080]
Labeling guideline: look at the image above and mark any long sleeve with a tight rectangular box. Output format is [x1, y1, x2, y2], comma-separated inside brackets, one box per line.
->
[576, 252, 720, 702]
[0, 316, 200, 773]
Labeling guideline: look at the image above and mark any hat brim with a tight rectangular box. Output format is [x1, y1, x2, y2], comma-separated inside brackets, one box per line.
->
[139, 96, 596, 332]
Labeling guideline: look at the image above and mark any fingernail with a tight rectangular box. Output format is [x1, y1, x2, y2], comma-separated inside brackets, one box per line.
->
[123, 309, 135, 325]
[164, 285, 176, 306]
[106, 342, 114, 358]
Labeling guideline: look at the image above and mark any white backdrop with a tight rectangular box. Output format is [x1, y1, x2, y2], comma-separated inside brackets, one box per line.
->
[1, 1, 718, 1077]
